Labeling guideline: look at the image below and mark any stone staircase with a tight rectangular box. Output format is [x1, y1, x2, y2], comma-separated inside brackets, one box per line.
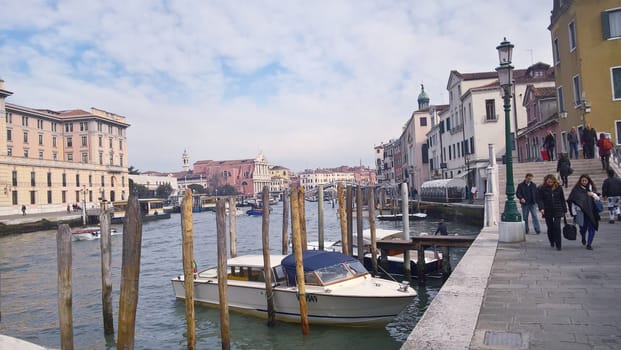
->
[497, 158, 609, 213]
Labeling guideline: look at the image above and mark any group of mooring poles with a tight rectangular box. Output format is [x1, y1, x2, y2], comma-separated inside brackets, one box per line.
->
[57, 195, 143, 350]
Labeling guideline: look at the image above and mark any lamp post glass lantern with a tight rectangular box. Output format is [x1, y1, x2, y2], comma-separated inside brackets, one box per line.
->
[496, 38, 521, 222]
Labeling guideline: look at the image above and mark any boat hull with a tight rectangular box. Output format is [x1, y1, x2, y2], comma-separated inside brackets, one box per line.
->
[111, 212, 171, 224]
[376, 213, 427, 221]
[171, 277, 413, 326]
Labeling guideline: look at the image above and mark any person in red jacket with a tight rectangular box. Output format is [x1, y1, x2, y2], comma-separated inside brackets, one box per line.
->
[596, 133, 613, 171]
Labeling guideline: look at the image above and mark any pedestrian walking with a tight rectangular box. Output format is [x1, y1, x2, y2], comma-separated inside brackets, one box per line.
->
[601, 169, 621, 224]
[556, 153, 572, 188]
[516, 173, 541, 234]
[537, 174, 567, 250]
[21, 205, 26, 215]
[581, 124, 597, 159]
[567, 127, 580, 160]
[596, 133, 613, 171]
[568, 174, 600, 250]
[543, 130, 556, 161]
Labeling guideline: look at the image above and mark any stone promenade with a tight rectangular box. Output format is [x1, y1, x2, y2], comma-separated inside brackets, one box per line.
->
[470, 219, 621, 350]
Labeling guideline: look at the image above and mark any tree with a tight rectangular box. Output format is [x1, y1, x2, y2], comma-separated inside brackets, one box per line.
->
[218, 184, 238, 196]
[188, 184, 205, 194]
[128, 165, 141, 175]
[156, 184, 173, 198]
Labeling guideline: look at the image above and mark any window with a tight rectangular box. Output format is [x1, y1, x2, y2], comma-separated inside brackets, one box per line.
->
[51, 122, 57, 132]
[23, 131, 28, 143]
[485, 99, 497, 121]
[420, 117, 427, 126]
[7, 147, 12, 156]
[39, 151, 43, 159]
[119, 155, 123, 166]
[572, 75, 582, 106]
[98, 136, 103, 147]
[22, 116, 28, 126]
[80, 121, 88, 131]
[602, 9, 621, 39]
[12, 191, 18, 205]
[81, 136, 87, 146]
[30, 191, 35, 205]
[66, 137, 73, 147]
[99, 152, 103, 165]
[557, 86, 565, 112]
[109, 154, 114, 165]
[119, 140, 123, 150]
[470, 137, 475, 154]
[76, 174, 80, 187]
[12, 170, 17, 186]
[612, 67, 621, 100]
[553, 37, 560, 64]
[37, 119, 44, 129]
[109, 138, 113, 148]
[6, 129, 11, 141]
[47, 172, 52, 187]
[30, 171, 36, 186]
[24, 149, 29, 158]
[82, 152, 88, 163]
[62, 173, 67, 187]
[38, 134, 43, 145]
[52, 136, 57, 147]
[616, 121, 621, 145]
[6, 112, 12, 124]
[568, 20, 576, 51]
[47, 191, 52, 204]
[89, 175, 93, 187]
[65, 123, 73, 132]
[101, 175, 105, 186]
[67, 153, 73, 161]
[62, 191, 66, 203]
[53, 152, 57, 160]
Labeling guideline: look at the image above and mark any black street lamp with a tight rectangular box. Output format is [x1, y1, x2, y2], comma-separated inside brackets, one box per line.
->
[496, 38, 522, 224]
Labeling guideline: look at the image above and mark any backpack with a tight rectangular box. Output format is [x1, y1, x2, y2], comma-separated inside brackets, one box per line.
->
[602, 138, 613, 152]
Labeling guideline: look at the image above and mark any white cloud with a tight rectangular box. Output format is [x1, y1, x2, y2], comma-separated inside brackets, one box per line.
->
[0, 0, 552, 172]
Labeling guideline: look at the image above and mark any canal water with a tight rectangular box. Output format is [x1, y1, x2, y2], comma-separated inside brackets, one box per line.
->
[0, 202, 480, 349]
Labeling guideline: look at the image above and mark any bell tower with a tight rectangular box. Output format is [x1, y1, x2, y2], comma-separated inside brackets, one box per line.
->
[182, 149, 190, 172]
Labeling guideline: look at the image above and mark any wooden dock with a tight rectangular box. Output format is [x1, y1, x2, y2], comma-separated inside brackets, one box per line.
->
[376, 235, 476, 280]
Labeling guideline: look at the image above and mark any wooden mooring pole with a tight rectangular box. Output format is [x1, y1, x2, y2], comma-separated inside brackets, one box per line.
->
[356, 185, 364, 264]
[291, 187, 310, 334]
[117, 195, 143, 350]
[367, 188, 378, 275]
[216, 199, 231, 350]
[281, 190, 289, 255]
[298, 187, 307, 250]
[261, 186, 276, 326]
[57, 224, 74, 350]
[337, 183, 349, 256]
[99, 208, 114, 336]
[346, 185, 353, 256]
[317, 185, 324, 251]
[228, 196, 237, 258]
[181, 189, 196, 349]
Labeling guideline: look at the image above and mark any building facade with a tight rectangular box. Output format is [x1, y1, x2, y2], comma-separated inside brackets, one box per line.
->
[517, 85, 558, 161]
[400, 85, 432, 196]
[549, 0, 621, 147]
[0, 80, 130, 215]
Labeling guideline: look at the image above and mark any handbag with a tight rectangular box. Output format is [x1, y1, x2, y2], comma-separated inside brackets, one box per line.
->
[562, 217, 577, 240]
[594, 199, 604, 213]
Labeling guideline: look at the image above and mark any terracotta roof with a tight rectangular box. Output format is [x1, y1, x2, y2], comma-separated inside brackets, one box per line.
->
[194, 159, 254, 166]
[532, 86, 556, 98]
[58, 109, 91, 117]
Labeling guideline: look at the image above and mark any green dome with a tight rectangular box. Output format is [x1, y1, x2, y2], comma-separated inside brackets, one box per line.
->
[418, 84, 429, 102]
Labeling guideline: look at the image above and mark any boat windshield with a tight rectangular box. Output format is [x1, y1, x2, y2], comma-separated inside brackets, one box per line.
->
[311, 260, 368, 285]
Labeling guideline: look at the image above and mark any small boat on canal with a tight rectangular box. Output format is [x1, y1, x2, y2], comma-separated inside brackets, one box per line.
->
[307, 229, 442, 276]
[376, 212, 427, 221]
[71, 227, 120, 241]
[246, 206, 271, 216]
[171, 250, 416, 326]
[112, 198, 171, 224]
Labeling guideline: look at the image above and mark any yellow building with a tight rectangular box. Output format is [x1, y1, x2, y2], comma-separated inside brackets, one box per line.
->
[0, 80, 130, 215]
[549, 0, 621, 148]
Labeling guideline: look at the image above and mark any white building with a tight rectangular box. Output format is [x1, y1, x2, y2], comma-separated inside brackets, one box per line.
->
[129, 173, 179, 198]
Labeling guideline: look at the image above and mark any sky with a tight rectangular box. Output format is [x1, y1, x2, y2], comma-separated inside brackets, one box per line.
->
[0, 1, 553, 173]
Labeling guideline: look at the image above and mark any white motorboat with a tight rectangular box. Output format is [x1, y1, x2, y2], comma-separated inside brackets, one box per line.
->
[307, 229, 443, 276]
[376, 212, 427, 221]
[171, 250, 415, 326]
[71, 227, 120, 241]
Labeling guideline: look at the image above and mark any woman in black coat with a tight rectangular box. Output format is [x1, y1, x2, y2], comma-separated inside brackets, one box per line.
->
[568, 174, 600, 250]
[556, 153, 572, 188]
[537, 174, 567, 250]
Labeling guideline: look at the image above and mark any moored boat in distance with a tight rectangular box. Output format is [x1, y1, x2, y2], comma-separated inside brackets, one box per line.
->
[171, 250, 415, 326]
[376, 212, 427, 221]
[71, 226, 120, 241]
[112, 198, 171, 224]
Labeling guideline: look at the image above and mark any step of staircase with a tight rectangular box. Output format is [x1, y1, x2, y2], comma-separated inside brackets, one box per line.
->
[497, 158, 609, 213]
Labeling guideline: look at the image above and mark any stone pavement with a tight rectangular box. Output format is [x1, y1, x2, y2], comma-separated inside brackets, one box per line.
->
[470, 218, 621, 350]
[0, 210, 81, 225]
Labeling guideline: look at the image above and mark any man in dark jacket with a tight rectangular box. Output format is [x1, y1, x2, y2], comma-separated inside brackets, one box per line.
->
[602, 169, 621, 223]
[581, 124, 597, 159]
[516, 173, 541, 234]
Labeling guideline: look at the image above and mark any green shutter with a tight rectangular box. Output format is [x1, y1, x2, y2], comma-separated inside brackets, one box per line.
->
[602, 11, 611, 39]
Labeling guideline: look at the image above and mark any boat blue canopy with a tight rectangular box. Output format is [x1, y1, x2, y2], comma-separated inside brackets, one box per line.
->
[281, 250, 358, 286]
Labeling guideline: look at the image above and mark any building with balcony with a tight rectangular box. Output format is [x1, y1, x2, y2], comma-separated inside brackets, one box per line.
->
[0, 80, 130, 215]
[549, 0, 621, 147]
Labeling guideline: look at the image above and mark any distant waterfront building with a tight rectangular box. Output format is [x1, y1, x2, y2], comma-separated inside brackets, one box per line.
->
[299, 166, 376, 192]
[269, 165, 291, 193]
[178, 152, 271, 197]
[0, 80, 130, 215]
